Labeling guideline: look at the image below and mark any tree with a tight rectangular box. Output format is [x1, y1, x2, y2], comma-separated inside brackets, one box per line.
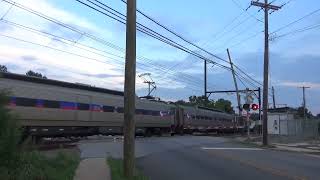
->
[297, 106, 313, 119]
[188, 95, 215, 109]
[175, 100, 190, 106]
[176, 95, 234, 114]
[214, 98, 235, 114]
[0, 65, 8, 73]
[26, 70, 47, 79]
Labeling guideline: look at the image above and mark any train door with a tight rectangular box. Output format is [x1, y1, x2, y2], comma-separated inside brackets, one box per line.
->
[76, 94, 91, 121]
[175, 107, 184, 134]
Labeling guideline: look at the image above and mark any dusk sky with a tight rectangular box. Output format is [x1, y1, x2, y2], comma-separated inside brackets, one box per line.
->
[0, 0, 319, 114]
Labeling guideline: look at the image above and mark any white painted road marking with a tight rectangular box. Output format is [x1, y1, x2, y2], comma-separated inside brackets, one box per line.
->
[202, 147, 264, 151]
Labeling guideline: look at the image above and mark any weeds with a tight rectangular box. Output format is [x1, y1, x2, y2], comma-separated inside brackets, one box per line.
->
[107, 158, 149, 180]
[0, 91, 80, 180]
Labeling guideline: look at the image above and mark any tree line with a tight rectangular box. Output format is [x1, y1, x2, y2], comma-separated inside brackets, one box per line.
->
[0, 65, 47, 79]
[176, 95, 235, 114]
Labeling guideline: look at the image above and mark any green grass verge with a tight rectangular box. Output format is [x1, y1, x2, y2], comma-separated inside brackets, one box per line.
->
[107, 158, 149, 180]
[0, 151, 80, 180]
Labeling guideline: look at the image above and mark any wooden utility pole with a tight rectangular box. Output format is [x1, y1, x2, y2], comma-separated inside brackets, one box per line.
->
[204, 60, 207, 98]
[299, 86, 310, 119]
[123, 0, 136, 178]
[227, 49, 242, 116]
[272, 86, 276, 109]
[251, 0, 281, 146]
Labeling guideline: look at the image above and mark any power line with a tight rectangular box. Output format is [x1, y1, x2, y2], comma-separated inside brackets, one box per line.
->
[0, 20, 204, 90]
[211, 20, 260, 51]
[0, 0, 208, 88]
[216, 30, 263, 53]
[120, 0, 227, 63]
[118, 0, 266, 89]
[231, 0, 263, 23]
[271, 7, 320, 34]
[0, 32, 204, 91]
[0, 1, 14, 20]
[79, 0, 234, 72]
[200, 12, 246, 48]
[206, 11, 260, 49]
[2, 0, 265, 95]
[273, 22, 320, 39]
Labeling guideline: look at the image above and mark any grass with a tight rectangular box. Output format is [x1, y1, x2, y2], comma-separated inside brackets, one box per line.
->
[0, 151, 80, 180]
[230, 138, 276, 149]
[107, 158, 149, 180]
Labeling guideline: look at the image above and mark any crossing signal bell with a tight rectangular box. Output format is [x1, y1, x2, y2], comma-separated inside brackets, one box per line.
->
[251, 104, 259, 111]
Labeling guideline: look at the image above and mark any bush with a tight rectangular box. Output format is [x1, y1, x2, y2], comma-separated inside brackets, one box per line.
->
[0, 91, 21, 172]
[0, 91, 80, 179]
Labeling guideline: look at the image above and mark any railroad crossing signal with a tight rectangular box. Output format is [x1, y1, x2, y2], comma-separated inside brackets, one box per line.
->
[251, 104, 259, 111]
[243, 103, 259, 111]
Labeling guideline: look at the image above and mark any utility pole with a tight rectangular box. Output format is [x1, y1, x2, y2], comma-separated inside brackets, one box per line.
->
[123, 0, 136, 178]
[227, 49, 242, 116]
[251, 0, 281, 146]
[204, 60, 207, 98]
[299, 86, 310, 119]
[272, 86, 276, 109]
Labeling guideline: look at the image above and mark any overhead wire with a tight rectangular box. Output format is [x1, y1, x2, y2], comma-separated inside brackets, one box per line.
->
[0, 0, 207, 89]
[270, 7, 320, 34]
[1, 0, 266, 95]
[84, 0, 266, 90]
[230, 0, 263, 23]
[0, 32, 204, 92]
[273, 23, 320, 39]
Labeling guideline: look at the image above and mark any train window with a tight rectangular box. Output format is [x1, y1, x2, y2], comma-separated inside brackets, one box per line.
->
[15, 97, 37, 107]
[135, 109, 143, 115]
[152, 111, 160, 116]
[43, 100, 60, 108]
[116, 107, 124, 113]
[191, 115, 195, 119]
[103, 105, 115, 112]
[196, 116, 200, 120]
[60, 102, 77, 110]
[78, 103, 89, 110]
[144, 110, 153, 115]
[209, 117, 212, 120]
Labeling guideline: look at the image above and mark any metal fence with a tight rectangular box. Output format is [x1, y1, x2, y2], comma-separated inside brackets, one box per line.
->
[278, 119, 319, 138]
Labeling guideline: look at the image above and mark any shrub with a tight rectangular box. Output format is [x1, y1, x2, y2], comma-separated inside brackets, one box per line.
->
[0, 91, 80, 180]
[0, 91, 21, 176]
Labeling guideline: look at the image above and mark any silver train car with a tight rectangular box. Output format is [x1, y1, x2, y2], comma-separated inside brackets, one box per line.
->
[0, 72, 239, 137]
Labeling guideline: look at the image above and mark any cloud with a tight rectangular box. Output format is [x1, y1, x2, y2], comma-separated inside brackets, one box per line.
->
[80, 73, 123, 79]
[21, 55, 37, 61]
[279, 81, 320, 89]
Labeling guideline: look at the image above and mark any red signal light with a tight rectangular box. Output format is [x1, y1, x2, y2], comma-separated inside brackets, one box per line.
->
[251, 104, 259, 111]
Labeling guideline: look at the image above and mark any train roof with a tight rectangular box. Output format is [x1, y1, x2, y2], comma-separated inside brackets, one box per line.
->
[0, 72, 124, 96]
[198, 106, 226, 113]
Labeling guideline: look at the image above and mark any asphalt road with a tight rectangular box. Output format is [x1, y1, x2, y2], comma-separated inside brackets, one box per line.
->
[77, 136, 320, 180]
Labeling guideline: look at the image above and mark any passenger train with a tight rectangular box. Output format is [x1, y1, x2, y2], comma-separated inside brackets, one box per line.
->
[0, 72, 243, 137]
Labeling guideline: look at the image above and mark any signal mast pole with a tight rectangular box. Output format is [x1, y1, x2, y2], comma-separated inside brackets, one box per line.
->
[204, 60, 207, 97]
